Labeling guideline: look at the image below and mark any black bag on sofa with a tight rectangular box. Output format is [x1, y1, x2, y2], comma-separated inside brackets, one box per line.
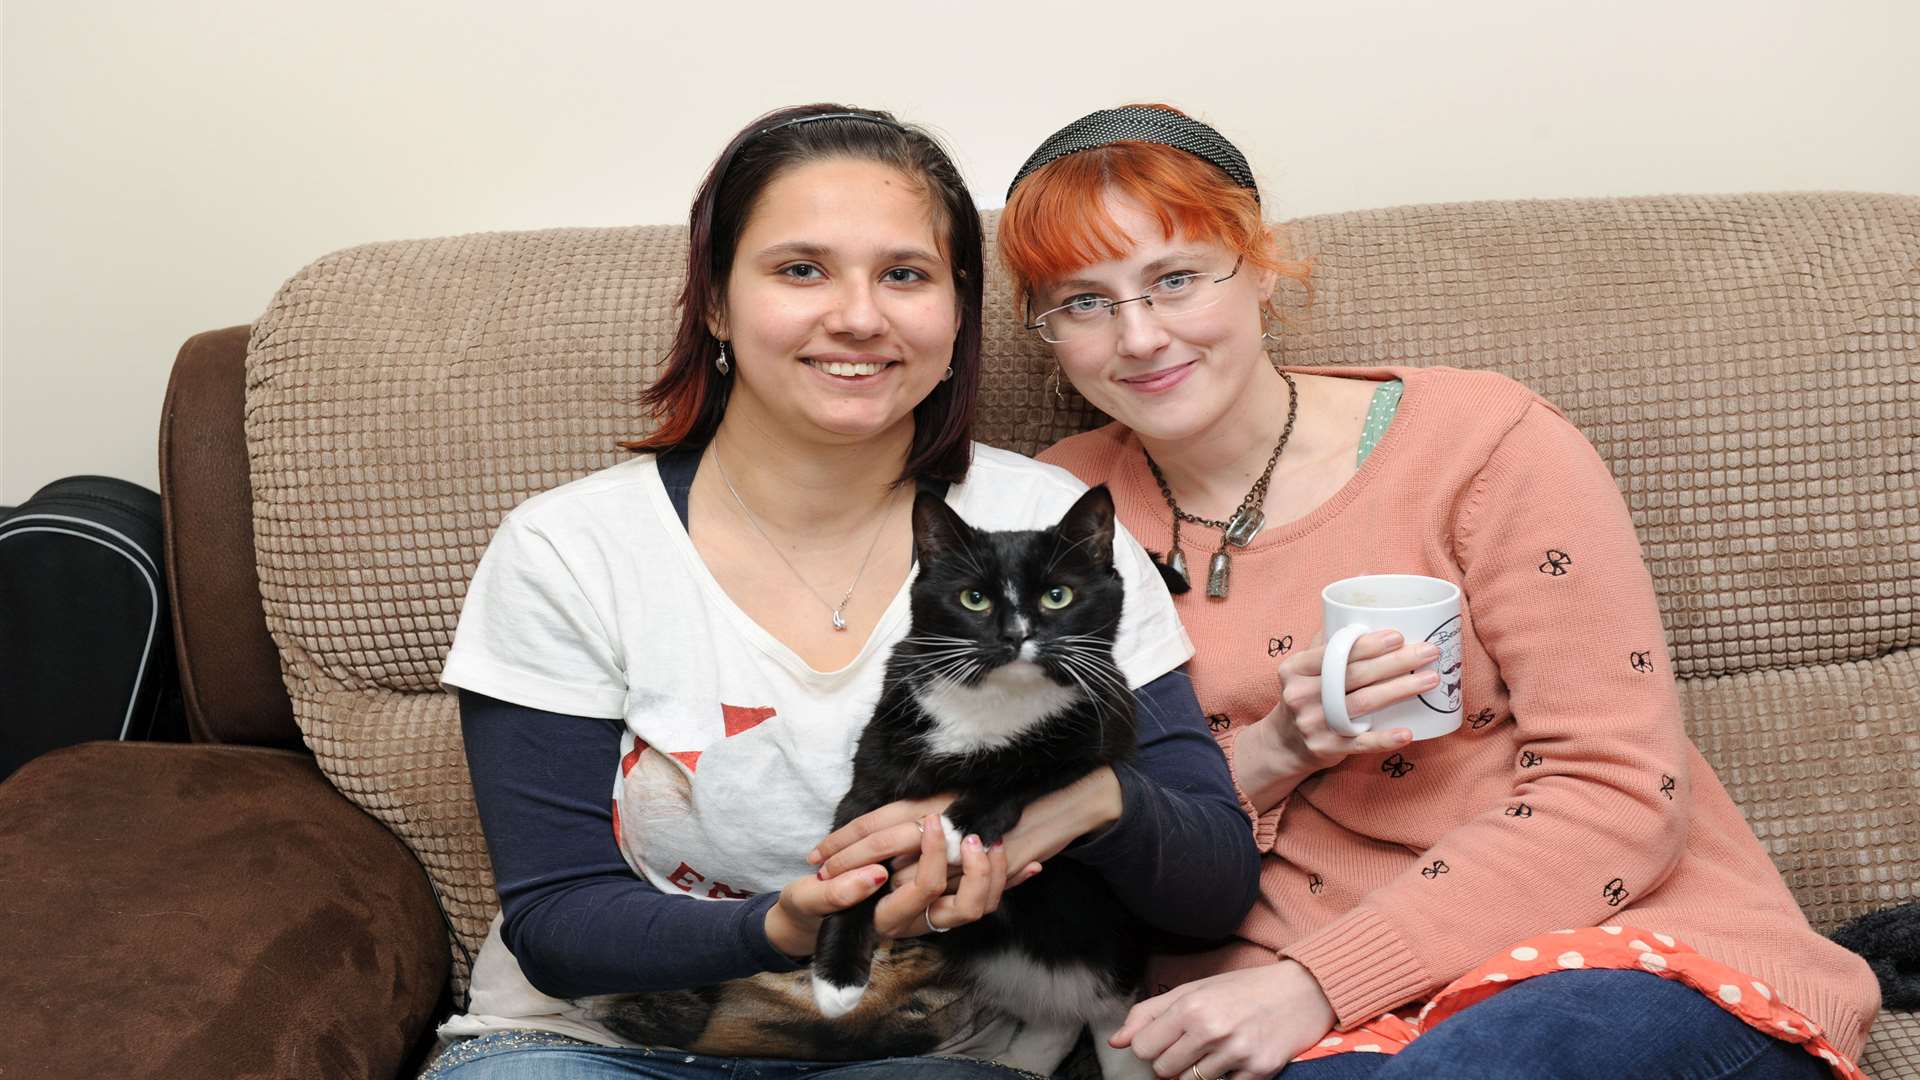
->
[0, 476, 185, 780]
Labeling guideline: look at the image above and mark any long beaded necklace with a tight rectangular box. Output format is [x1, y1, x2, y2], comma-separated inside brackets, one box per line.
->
[711, 442, 896, 631]
[1144, 369, 1298, 599]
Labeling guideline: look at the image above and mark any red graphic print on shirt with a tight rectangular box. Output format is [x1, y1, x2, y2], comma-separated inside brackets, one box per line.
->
[723, 704, 776, 737]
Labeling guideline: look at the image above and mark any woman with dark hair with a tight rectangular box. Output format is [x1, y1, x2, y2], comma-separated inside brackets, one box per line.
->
[997, 105, 1879, 1080]
[426, 105, 1259, 1078]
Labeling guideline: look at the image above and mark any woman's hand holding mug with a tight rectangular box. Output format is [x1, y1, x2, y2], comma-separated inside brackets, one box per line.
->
[1234, 630, 1435, 811]
[1319, 574, 1464, 739]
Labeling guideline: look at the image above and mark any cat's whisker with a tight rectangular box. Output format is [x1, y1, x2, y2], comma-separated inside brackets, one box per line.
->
[894, 648, 986, 674]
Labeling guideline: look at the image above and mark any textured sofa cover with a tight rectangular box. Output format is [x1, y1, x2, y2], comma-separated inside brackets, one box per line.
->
[4, 192, 1909, 1078]
[240, 191, 1917, 1073]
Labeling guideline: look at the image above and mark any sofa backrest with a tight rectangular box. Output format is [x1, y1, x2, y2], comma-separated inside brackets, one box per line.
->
[245, 193, 1920, 989]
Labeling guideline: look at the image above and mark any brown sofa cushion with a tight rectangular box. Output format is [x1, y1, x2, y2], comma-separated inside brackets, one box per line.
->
[241, 194, 1919, 1002]
[0, 742, 448, 1079]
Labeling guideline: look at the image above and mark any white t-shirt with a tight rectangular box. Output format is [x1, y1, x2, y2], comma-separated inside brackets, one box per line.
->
[437, 444, 1193, 1058]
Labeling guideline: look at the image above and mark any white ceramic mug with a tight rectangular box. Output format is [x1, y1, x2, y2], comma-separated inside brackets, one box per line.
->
[1320, 574, 1464, 740]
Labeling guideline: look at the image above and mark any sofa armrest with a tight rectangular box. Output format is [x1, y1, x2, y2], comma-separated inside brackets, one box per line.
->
[0, 741, 449, 1078]
[160, 326, 299, 748]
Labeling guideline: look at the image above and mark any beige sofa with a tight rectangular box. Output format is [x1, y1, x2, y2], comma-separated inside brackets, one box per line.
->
[2, 191, 1913, 1078]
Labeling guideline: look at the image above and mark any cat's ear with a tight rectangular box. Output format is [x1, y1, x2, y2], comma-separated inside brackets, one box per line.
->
[912, 489, 976, 564]
[1056, 485, 1116, 569]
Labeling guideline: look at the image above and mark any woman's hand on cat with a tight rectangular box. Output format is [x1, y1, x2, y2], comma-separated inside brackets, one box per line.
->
[992, 766, 1124, 875]
[810, 799, 1045, 887]
[772, 814, 1010, 956]
[809, 770, 1122, 889]
[1109, 960, 1335, 1080]
[1234, 630, 1433, 812]
[871, 814, 1010, 940]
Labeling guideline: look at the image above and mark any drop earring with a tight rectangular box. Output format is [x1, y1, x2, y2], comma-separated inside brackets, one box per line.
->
[715, 341, 731, 375]
[942, 366, 954, 382]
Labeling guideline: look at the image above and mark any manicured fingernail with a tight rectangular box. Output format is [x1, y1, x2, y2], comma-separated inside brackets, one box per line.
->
[991, 840, 1004, 852]
[817, 867, 827, 880]
[965, 834, 982, 850]
[871, 867, 888, 884]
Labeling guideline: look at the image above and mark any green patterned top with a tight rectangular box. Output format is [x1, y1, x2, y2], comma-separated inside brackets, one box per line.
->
[1357, 379, 1404, 466]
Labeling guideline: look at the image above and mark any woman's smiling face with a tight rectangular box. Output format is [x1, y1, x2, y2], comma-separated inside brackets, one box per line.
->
[713, 157, 959, 449]
[1037, 191, 1274, 444]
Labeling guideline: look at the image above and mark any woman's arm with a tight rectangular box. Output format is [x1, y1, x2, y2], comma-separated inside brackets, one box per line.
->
[1060, 668, 1263, 939]
[461, 689, 804, 999]
[1283, 401, 1694, 1028]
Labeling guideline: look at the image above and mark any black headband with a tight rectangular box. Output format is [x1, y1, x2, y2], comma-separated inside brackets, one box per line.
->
[752, 110, 904, 141]
[1006, 106, 1258, 203]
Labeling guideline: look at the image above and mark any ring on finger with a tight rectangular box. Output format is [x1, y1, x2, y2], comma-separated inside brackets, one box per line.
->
[1188, 1067, 1211, 1080]
[924, 908, 951, 935]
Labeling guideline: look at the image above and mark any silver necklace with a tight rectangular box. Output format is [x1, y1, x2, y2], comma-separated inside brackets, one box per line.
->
[710, 443, 894, 632]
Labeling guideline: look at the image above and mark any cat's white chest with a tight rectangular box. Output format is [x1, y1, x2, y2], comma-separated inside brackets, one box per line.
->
[913, 660, 1082, 757]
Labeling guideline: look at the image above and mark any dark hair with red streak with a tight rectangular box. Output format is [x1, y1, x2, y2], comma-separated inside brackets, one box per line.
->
[621, 104, 983, 484]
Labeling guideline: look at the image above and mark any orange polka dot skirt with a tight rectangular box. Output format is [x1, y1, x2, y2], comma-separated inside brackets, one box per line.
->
[1289, 926, 1864, 1079]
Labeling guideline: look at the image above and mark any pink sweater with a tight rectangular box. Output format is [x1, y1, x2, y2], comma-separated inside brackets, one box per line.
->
[1040, 366, 1880, 1061]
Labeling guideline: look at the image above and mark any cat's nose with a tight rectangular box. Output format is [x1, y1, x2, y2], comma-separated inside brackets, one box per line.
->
[999, 615, 1032, 651]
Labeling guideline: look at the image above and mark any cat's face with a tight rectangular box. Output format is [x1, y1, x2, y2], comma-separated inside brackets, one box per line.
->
[902, 485, 1122, 693]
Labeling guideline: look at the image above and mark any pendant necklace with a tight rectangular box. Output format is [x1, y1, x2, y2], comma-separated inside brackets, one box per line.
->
[711, 442, 894, 631]
[1145, 368, 1298, 599]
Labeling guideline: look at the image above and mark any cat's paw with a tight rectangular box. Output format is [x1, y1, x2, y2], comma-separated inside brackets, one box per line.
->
[938, 814, 966, 865]
[811, 976, 868, 1019]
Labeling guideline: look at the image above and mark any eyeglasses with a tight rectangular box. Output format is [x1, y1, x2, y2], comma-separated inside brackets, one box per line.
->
[1025, 256, 1243, 344]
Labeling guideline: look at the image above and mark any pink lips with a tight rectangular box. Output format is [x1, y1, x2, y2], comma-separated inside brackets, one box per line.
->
[1119, 360, 1198, 395]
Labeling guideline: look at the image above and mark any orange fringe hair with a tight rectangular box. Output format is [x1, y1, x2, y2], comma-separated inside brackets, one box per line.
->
[997, 105, 1311, 323]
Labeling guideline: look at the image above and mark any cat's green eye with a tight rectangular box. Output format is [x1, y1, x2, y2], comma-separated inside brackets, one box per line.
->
[959, 589, 992, 612]
[1040, 585, 1074, 610]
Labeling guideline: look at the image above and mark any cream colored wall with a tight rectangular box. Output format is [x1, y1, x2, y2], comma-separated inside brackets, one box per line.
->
[2, 0, 1915, 505]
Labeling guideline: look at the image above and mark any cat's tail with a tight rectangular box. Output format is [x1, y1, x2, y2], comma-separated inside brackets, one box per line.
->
[810, 896, 883, 1019]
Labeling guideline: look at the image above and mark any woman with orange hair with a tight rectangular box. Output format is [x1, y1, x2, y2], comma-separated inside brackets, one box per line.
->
[999, 105, 1878, 1080]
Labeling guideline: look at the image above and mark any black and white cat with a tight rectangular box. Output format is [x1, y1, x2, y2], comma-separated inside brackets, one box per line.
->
[811, 484, 1152, 1079]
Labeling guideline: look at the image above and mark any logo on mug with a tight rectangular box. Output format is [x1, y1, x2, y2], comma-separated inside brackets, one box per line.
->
[1418, 615, 1465, 715]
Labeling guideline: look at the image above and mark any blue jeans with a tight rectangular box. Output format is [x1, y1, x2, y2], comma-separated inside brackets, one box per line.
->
[423, 1031, 1046, 1079]
[1281, 970, 1831, 1079]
